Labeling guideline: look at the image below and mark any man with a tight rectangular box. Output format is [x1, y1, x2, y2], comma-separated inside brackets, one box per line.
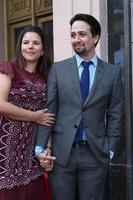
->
[35, 14, 123, 200]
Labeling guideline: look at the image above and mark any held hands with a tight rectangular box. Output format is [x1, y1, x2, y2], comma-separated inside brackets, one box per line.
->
[34, 108, 55, 126]
[37, 148, 56, 171]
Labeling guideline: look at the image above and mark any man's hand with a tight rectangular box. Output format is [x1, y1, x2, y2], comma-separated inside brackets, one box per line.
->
[37, 148, 56, 171]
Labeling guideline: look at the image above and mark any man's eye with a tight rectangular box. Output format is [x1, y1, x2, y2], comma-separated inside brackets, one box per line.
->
[71, 34, 75, 38]
[79, 33, 87, 36]
[71, 32, 75, 37]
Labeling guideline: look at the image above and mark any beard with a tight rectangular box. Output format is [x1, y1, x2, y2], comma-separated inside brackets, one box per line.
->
[73, 45, 87, 56]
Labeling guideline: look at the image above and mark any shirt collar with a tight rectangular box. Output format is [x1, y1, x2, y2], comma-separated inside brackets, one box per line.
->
[75, 54, 98, 69]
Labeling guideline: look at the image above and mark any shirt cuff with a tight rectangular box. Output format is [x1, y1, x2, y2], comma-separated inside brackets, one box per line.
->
[110, 150, 114, 159]
[35, 146, 44, 156]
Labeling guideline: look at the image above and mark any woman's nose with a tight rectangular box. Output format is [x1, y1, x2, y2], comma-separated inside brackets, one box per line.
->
[28, 43, 33, 48]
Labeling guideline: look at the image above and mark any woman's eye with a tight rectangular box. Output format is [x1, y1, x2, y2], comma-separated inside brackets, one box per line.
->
[23, 41, 28, 44]
[34, 42, 40, 45]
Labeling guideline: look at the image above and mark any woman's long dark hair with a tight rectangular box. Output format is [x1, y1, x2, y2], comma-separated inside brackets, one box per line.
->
[15, 26, 50, 79]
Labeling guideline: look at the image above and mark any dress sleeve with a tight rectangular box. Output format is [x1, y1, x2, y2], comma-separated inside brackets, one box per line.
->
[0, 61, 14, 76]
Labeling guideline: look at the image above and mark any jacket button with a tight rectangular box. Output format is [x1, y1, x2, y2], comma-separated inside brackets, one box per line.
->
[74, 125, 78, 129]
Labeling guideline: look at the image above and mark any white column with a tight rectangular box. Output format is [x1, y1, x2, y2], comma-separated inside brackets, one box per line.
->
[53, 0, 107, 62]
[53, 0, 73, 61]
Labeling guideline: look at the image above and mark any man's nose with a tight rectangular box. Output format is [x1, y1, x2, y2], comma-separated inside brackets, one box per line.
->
[74, 35, 81, 42]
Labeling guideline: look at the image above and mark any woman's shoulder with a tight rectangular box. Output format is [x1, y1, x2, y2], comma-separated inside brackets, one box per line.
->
[0, 61, 16, 76]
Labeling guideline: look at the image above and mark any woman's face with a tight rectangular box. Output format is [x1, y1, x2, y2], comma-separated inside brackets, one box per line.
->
[21, 32, 44, 65]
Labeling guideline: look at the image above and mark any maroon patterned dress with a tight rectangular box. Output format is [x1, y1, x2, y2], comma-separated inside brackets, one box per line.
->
[0, 61, 46, 190]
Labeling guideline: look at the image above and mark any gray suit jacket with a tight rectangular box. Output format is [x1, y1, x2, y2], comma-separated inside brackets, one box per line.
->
[35, 56, 123, 166]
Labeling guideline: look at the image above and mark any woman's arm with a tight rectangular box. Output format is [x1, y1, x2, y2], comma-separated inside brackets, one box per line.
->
[0, 73, 54, 125]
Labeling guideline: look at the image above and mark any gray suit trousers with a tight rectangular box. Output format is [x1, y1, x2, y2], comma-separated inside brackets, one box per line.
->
[49, 145, 109, 200]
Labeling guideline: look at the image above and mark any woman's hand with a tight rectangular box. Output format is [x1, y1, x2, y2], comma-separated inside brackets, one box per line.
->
[33, 108, 55, 126]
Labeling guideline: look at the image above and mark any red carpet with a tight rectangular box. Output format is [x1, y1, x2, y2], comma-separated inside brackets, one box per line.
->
[44, 173, 51, 200]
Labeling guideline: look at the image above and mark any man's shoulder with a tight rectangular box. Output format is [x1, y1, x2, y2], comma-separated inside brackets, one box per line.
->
[53, 56, 75, 66]
[98, 58, 121, 71]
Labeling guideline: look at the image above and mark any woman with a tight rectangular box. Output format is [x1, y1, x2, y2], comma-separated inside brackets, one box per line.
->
[0, 26, 54, 200]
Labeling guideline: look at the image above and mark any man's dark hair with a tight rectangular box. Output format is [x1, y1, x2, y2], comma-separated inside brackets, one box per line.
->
[70, 13, 101, 46]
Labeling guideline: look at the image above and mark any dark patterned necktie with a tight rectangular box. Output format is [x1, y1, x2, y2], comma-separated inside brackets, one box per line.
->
[74, 61, 92, 142]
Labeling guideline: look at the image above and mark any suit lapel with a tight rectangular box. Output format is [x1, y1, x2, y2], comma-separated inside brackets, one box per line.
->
[68, 57, 105, 105]
[69, 56, 82, 104]
[84, 59, 105, 104]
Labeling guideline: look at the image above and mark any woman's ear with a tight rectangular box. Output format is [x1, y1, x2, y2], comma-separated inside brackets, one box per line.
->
[41, 50, 44, 56]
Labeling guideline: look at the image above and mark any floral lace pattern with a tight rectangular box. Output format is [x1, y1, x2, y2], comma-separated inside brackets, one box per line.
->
[0, 62, 46, 189]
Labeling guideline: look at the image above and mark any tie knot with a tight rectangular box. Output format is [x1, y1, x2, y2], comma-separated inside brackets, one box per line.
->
[81, 61, 92, 69]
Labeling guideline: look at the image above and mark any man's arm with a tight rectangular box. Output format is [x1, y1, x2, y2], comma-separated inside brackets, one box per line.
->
[35, 64, 58, 148]
[106, 67, 123, 152]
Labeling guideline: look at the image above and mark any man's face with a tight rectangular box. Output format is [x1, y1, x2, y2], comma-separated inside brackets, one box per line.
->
[70, 20, 99, 58]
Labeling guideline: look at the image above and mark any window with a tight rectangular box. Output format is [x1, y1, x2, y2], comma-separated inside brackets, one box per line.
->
[108, 0, 124, 66]
[5, 0, 53, 72]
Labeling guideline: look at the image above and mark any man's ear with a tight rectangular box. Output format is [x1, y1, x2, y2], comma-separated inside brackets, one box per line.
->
[94, 35, 100, 45]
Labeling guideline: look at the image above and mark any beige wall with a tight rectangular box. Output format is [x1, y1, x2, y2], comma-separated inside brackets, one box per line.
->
[0, 0, 108, 63]
[53, 0, 108, 62]
[0, 1, 5, 62]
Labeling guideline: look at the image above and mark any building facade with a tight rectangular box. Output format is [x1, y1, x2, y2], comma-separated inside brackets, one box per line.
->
[0, 0, 133, 199]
